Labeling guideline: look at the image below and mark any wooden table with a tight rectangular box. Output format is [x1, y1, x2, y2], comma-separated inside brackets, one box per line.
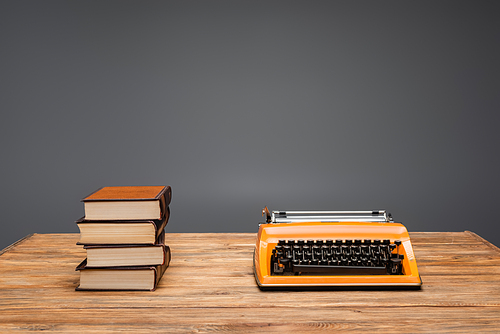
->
[1, 232, 499, 332]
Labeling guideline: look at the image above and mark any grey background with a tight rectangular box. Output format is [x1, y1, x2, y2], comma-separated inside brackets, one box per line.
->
[1, 1, 499, 250]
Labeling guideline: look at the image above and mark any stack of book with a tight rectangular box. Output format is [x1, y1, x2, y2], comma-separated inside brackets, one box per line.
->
[75, 186, 172, 291]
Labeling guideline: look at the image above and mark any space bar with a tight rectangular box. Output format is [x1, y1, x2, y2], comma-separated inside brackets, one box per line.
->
[292, 264, 388, 275]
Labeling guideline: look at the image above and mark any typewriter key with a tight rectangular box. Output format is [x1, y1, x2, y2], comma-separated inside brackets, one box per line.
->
[321, 245, 330, 258]
[293, 246, 301, 261]
[353, 244, 361, 255]
[361, 245, 369, 255]
[274, 246, 282, 255]
[394, 240, 402, 256]
[332, 245, 340, 256]
[283, 245, 291, 258]
[312, 246, 320, 260]
[389, 257, 402, 274]
[302, 245, 310, 255]
[341, 245, 349, 255]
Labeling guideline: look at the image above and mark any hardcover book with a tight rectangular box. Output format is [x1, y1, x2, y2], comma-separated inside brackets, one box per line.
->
[82, 186, 171, 220]
[76, 208, 169, 245]
[84, 230, 168, 267]
[75, 246, 171, 291]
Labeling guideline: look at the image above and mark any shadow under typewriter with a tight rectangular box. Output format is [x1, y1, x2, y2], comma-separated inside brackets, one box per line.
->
[254, 208, 422, 290]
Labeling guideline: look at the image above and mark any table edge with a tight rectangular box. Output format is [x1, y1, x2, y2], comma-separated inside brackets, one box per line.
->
[465, 230, 500, 253]
[0, 233, 36, 256]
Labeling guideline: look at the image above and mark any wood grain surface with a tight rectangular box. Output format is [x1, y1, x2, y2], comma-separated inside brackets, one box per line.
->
[1, 232, 499, 333]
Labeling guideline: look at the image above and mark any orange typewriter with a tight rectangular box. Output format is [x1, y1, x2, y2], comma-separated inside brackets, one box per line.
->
[254, 207, 422, 289]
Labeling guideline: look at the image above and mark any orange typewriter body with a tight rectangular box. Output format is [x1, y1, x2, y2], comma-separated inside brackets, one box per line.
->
[254, 208, 422, 288]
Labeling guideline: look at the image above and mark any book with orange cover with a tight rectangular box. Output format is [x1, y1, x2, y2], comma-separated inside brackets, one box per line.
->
[82, 186, 171, 221]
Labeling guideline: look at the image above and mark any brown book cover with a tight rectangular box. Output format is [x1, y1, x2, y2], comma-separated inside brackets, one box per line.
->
[76, 208, 169, 245]
[81, 186, 171, 220]
[75, 245, 170, 291]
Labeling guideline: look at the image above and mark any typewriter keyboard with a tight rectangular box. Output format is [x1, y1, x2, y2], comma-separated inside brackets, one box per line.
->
[270, 239, 405, 276]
